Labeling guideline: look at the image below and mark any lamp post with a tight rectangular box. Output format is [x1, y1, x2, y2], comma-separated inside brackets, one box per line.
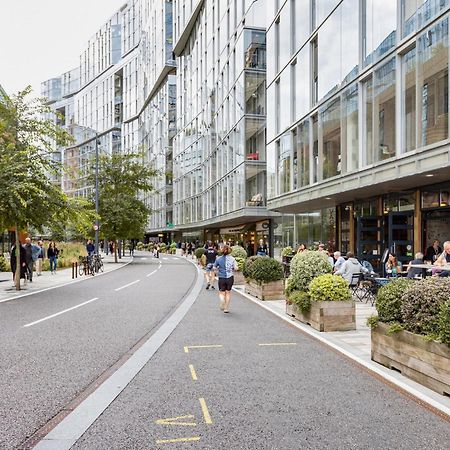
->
[95, 133, 99, 255]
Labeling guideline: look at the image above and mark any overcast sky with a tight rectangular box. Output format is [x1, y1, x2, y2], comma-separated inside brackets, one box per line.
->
[1, 0, 127, 97]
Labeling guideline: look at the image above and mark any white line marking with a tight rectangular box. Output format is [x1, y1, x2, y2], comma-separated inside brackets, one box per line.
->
[146, 270, 157, 278]
[162, 257, 169, 260]
[23, 298, 99, 328]
[141, 257, 148, 260]
[34, 263, 203, 450]
[114, 280, 140, 291]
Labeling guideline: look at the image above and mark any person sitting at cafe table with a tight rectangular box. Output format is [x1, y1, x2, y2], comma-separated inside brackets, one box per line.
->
[433, 241, 450, 277]
[406, 252, 424, 279]
[425, 239, 442, 263]
[385, 253, 402, 277]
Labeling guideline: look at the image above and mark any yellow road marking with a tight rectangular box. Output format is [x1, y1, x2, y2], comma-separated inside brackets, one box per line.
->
[155, 415, 197, 426]
[258, 343, 298, 347]
[199, 398, 213, 424]
[184, 345, 223, 353]
[189, 364, 198, 381]
[156, 436, 200, 444]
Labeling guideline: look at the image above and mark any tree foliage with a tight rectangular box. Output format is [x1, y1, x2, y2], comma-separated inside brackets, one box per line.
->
[90, 152, 157, 261]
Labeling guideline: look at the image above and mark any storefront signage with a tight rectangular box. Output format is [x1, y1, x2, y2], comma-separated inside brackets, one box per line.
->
[220, 225, 246, 234]
[256, 221, 270, 232]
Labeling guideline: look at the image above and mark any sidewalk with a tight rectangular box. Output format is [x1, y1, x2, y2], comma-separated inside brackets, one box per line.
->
[0, 253, 132, 303]
[233, 285, 450, 418]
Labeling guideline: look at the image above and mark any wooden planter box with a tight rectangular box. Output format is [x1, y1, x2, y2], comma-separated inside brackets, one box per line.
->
[233, 271, 246, 285]
[371, 322, 450, 396]
[286, 300, 355, 332]
[245, 279, 285, 301]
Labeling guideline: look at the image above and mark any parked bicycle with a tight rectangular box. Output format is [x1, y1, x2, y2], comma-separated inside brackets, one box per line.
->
[78, 255, 95, 276]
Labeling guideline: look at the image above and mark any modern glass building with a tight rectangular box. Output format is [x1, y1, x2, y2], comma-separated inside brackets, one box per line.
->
[266, 0, 450, 266]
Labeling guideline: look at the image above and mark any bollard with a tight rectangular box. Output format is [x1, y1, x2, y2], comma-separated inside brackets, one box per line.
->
[72, 262, 75, 279]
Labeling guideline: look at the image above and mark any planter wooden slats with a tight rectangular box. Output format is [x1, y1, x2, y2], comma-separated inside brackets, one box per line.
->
[233, 271, 246, 285]
[245, 279, 284, 301]
[371, 322, 450, 396]
[286, 300, 355, 332]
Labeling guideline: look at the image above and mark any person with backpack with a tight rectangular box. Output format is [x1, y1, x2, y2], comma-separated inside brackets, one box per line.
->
[213, 245, 238, 313]
[204, 241, 218, 290]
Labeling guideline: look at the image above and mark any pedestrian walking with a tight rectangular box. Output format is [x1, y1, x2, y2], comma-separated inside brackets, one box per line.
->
[36, 240, 45, 276]
[256, 239, 268, 256]
[187, 242, 193, 258]
[204, 241, 218, 290]
[47, 241, 59, 274]
[86, 239, 95, 257]
[10, 242, 27, 283]
[23, 237, 39, 282]
[213, 245, 238, 313]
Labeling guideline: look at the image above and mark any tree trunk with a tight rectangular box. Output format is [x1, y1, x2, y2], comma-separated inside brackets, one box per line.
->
[14, 227, 21, 291]
[118, 240, 122, 259]
[114, 240, 118, 263]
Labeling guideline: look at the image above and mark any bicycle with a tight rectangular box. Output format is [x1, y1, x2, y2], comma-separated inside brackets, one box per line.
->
[78, 255, 95, 276]
[93, 254, 104, 273]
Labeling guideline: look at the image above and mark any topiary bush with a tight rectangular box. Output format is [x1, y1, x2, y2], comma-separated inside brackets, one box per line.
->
[243, 256, 260, 278]
[0, 255, 9, 272]
[194, 247, 206, 260]
[308, 274, 351, 302]
[289, 290, 311, 312]
[375, 278, 414, 323]
[287, 251, 332, 293]
[401, 277, 450, 337]
[438, 300, 450, 346]
[281, 246, 293, 257]
[234, 256, 246, 272]
[246, 257, 283, 284]
[136, 241, 144, 251]
[159, 243, 167, 253]
[231, 245, 247, 260]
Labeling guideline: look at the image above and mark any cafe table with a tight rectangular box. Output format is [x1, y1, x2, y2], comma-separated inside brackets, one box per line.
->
[408, 263, 450, 278]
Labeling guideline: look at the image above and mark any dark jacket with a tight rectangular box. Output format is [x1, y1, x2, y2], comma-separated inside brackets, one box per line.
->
[407, 258, 424, 279]
[47, 246, 59, 258]
[11, 245, 27, 279]
[24, 243, 33, 263]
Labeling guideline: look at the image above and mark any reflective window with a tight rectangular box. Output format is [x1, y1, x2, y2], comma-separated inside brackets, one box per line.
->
[244, 29, 266, 70]
[295, 46, 310, 120]
[312, 114, 319, 182]
[418, 18, 449, 147]
[296, 120, 310, 187]
[245, 118, 266, 161]
[363, 0, 397, 66]
[295, 0, 311, 48]
[245, 72, 266, 115]
[363, 77, 374, 164]
[342, 83, 359, 172]
[321, 97, 341, 179]
[403, 48, 416, 152]
[278, 133, 292, 194]
[403, 0, 450, 36]
[246, 164, 266, 205]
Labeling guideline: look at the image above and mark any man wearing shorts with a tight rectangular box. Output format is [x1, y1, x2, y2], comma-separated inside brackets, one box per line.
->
[204, 242, 217, 290]
[213, 245, 238, 313]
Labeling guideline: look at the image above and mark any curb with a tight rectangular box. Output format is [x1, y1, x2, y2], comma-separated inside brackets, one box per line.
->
[0, 257, 134, 304]
[233, 286, 450, 421]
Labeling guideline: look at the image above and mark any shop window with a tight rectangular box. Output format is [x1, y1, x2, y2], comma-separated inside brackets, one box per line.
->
[422, 191, 440, 208]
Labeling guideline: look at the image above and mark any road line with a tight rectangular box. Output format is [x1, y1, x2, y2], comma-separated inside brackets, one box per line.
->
[199, 398, 213, 424]
[146, 270, 158, 278]
[189, 364, 198, 381]
[23, 298, 99, 328]
[156, 437, 200, 444]
[184, 345, 223, 353]
[114, 279, 140, 291]
[258, 343, 297, 347]
[155, 415, 197, 426]
[33, 262, 203, 450]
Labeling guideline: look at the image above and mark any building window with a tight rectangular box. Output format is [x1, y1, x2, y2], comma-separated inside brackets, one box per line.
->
[312, 114, 319, 182]
[403, 47, 416, 152]
[244, 29, 266, 70]
[296, 119, 310, 188]
[321, 96, 341, 180]
[342, 83, 359, 172]
[418, 18, 449, 147]
[312, 37, 318, 104]
[278, 133, 292, 194]
[245, 72, 266, 115]
[275, 79, 280, 133]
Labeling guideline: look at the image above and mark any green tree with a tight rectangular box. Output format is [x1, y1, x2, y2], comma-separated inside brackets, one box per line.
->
[91, 152, 157, 262]
[0, 87, 85, 289]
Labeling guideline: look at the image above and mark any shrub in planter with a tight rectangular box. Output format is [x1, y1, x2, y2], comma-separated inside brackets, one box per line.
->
[308, 274, 351, 302]
[194, 247, 206, 260]
[136, 241, 144, 251]
[281, 246, 293, 257]
[243, 256, 260, 278]
[234, 256, 246, 272]
[231, 245, 247, 260]
[438, 300, 450, 346]
[289, 290, 311, 312]
[401, 277, 450, 338]
[286, 251, 332, 295]
[375, 278, 414, 323]
[159, 243, 167, 253]
[247, 257, 283, 284]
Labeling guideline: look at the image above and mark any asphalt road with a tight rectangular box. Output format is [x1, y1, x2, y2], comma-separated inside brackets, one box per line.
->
[2, 254, 449, 449]
[71, 264, 449, 449]
[0, 253, 196, 450]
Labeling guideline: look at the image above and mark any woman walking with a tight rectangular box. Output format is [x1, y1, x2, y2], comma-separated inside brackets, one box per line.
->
[47, 241, 59, 274]
[213, 245, 238, 313]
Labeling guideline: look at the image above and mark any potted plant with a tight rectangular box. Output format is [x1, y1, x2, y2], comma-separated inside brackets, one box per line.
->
[281, 246, 294, 263]
[231, 245, 247, 284]
[244, 256, 284, 300]
[194, 247, 206, 265]
[369, 277, 450, 395]
[288, 274, 355, 332]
